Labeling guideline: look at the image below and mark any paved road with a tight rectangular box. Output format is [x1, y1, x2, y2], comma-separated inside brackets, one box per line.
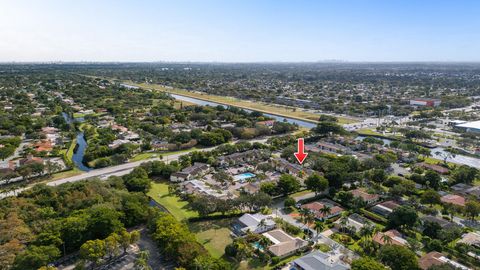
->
[0, 138, 269, 199]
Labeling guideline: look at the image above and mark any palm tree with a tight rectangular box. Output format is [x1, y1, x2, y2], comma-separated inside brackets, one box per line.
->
[304, 212, 315, 229]
[359, 222, 375, 240]
[319, 205, 331, 221]
[381, 233, 392, 245]
[298, 208, 310, 224]
[257, 219, 267, 231]
[338, 214, 348, 233]
[258, 236, 270, 250]
[314, 221, 324, 235]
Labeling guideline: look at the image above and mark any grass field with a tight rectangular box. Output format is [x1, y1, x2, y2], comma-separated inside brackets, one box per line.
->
[65, 138, 77, 163]
[128, 81, 357, 125]
[147, 182, 198, 220]
[130, 148, 196, 162]
[49, 168, 83, 181]
[196, 227, 232, 258]
[189, 218, 235, 258]
[356, 128, 382, 136]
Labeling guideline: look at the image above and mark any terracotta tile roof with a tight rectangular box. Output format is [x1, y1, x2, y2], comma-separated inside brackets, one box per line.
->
[302, 202, 344, 219]
[262, 229, 308, 257]
[441, 194, 466, 207]
[373, 229, 407, 246]
[351, 188, 379, 202]
[417, 162, 449, 174]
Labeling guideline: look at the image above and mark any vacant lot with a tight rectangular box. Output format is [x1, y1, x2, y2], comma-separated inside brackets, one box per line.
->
[189, 218, 234, 258]
[147, 182, 198, 220]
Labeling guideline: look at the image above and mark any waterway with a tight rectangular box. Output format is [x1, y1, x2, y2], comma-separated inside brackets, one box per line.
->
[170, 93, 317, 129]
[171, 94, 480, 167]
[62, 113, 91, 172]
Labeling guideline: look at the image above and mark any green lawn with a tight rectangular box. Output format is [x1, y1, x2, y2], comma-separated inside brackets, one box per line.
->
[65, 138, 77, 163]
[147, 182, 198, 220]
[195, 227, 233, 258]
[189, 218, 235, 258]
[356, 128, 382, 136]
[130, 152, 161, 162]
[130, 148, 197, 162]
[49, 168, 83, 181]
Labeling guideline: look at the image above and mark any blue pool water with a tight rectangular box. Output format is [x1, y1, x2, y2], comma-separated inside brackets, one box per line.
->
[252, 242, 264, 251]
[234, 172, 256, 181]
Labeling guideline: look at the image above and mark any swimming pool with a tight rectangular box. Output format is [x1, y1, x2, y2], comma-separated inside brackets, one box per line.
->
[252, 242, 265, 251]
[233, 172, 256, 181]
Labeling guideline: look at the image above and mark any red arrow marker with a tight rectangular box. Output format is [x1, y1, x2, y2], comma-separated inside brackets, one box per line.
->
[294, 138, 308, 164]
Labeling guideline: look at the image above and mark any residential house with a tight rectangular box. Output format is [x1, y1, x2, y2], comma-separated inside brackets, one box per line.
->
[334, 213, 370, 233]
[241, 182, 261, 194]
[262, 229, 309, 258]
[182, 179, 228, 199]
[464, 186, 480, 199]
[315, 142, 349, 154]
[272, 158, 314, 178]
[350, 188, 380, 205]
[451, 183, 472, 193]
[373, 229, 407, 246]
[111, 124, 129, 133]
[151, 140, 169, 151]
[170, 162, 210, 182]
[108, 139, 130, 149]
[34, 140, 53, 152]
[231, 213, 276, 236]
[302, 201, 344, 221]
[420, 215, 460, 230]
[458, 231, 480, 248]
[256, 120, 275, 127]
[419, 251, 471, 270]
[440, 194, 466, 207]
[371, 200, 400, 218]
[292, 250, 350, 270]
[19, 155, 44, 166]
[218, 150, 267, 166]
[450, 183, 480, 199]
[416, 162, 449, 175]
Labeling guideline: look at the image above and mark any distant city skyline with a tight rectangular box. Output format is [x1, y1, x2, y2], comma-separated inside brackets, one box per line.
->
[1, 0, 479, 62]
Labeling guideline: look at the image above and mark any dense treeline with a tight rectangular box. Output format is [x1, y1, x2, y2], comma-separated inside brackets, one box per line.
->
[148, 212, 230, 270]
[0, 178, 151, 269]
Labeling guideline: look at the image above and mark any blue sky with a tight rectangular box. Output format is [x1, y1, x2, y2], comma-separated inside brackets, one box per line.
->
[0, 0, 479, 62]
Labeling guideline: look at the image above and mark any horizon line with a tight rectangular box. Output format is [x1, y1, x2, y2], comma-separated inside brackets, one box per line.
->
[2, 60, 480, 65]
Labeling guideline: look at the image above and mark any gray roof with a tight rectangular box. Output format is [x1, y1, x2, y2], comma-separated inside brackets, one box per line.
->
[293, 251, 350, 270]
[238, 213, 275, 228]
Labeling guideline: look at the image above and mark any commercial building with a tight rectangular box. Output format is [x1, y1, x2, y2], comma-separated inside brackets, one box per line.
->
[455, 120, 480, 133]
[409, 98, 441, 107]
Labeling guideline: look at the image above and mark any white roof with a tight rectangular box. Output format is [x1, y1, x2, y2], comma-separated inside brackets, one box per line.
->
[238, 213, 275, 228]
[456, 120, 480, 129]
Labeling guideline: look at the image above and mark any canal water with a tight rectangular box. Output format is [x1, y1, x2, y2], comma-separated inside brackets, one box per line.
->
[168, 95, 480, 168]
[62, 113, 91, 172]
[170, 93, 317, 129]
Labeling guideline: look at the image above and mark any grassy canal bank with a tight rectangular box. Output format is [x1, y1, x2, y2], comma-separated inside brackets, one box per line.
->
[127, 81, 358, 125]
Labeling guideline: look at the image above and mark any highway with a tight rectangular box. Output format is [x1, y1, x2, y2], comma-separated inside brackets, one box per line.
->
[0, 138, 269, 199]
